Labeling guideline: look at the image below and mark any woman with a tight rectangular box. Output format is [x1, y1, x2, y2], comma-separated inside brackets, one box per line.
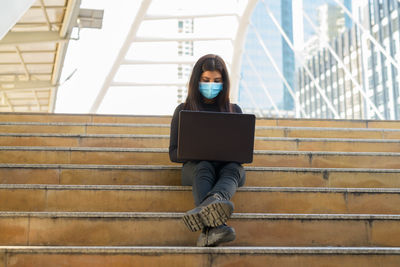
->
[169, 54, 246, 247]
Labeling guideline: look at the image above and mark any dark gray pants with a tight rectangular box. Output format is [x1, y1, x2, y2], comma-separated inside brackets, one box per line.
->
[181, 161, 246, 206]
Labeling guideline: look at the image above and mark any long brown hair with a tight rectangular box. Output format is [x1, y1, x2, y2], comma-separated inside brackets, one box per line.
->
[184, 54, 233, 112]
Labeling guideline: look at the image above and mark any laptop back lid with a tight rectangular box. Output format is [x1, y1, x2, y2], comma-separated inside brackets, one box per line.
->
[177, 110, 255, 163]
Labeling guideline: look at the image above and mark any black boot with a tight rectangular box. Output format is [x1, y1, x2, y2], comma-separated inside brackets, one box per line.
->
[182, 193, 234, 232]
[197, 224, 236, 247]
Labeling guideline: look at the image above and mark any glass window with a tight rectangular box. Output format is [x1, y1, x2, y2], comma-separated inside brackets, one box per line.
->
[378, 0, 384, 19]
[383, 66, 388, 81]
[370, 0, 375, 25]
[392, 18, 398, 32]
[393, 40, 397, 54]
[389, 0, 395, 11]
[383, 25, 389, 38]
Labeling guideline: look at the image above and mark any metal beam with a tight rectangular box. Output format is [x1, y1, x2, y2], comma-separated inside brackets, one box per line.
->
[33, 89, 41, 109]
[1, 92, 13, 111]
[144, 13, 239, 20]
[0, 62, 54, 65]
[122, 59, 196, 65]
[15, 46, 30, 79]
[90, 0, 153, 113]
[30, 6, 67, 10]
[133, 36, 232, 42]
[39, 0, 52, 31]
[0, 81, 56, 91]
[14, 22, 62, 27]
[0, 31, 67, 46]
[60, 0, 80, 37]
[110, 82, 186, 87]
[230, 0, 258, 103]
[0, 50, 56, 54]
[51, 0, 81, 112]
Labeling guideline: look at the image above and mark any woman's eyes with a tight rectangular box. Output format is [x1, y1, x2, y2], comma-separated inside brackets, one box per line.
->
[201, 79, 221, 83]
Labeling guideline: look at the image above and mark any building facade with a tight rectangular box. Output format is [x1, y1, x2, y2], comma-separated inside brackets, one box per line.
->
[298, 0, 400, 120]
[177, 19, 194, 103]
[238, 0, 339, 117]
[238, 0, 294, 116]
[298, 25, 364, 119]
[362, 0, 400, 119]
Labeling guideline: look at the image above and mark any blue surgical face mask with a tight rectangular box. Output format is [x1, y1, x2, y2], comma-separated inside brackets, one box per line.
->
[199, 82, 223, 99]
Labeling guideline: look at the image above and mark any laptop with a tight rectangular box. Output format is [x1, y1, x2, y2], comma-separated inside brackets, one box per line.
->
[177, 110, 256, 163]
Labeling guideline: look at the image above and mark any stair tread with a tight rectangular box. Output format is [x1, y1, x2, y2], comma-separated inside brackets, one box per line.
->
[1, 132, 399, 142]
[1, 146, 399, 156]
[1, 211, 400, 220]
[0, 122, 170, 127]
[1, 163, 399, 172]
[1, 246, 400, 254]
[2, 121, 400, 131]
[2, 184, 400, 193]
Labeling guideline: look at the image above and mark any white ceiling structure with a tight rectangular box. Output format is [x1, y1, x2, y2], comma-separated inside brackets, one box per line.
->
[90, 0, 259, 113]
[0, 0, 80, 112]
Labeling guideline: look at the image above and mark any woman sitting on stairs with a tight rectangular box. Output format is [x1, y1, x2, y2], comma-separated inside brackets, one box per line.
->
[169, 54, 246, 247]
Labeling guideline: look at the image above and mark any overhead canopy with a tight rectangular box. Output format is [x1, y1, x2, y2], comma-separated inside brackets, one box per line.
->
[0, 0, 80, 112]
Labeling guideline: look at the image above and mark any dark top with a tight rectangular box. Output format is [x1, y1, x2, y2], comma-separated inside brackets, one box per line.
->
[169, 102, 243, 163]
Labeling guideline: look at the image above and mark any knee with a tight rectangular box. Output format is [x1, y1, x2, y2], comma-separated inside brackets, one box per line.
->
[219, 163, 246, 186]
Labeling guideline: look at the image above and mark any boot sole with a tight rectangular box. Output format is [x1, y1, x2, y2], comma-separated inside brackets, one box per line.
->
[182, 212, 203, 232]
[199, 201, 234, 228]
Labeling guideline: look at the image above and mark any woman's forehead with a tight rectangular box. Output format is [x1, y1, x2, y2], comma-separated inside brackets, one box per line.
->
[201, 70, 222, 78]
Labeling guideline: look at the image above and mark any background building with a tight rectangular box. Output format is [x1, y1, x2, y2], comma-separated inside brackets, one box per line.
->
[298, 0, 400, 120]
[298, 25, 364, 119]
[237, 0, 347, 117]
[362, 0, 400, 119]
[177, 19, 194, 103]
[238, 0, 290, 116]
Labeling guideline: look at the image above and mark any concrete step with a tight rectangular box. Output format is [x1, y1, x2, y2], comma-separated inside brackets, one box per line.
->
[1, 122, 400, 139]
[1, 164, 400, 188]
[1, 212, 400, 247]
[0, 134, 170, 149]
[0, 112, 172, 124]
[257, 126, 400, 139]
[1, 112, 400, 128]
[1, 133, 399, 152]
[257, 118, 400, 129]
[0, 122, 170, 135]
[0, 147, 399, 169]
[1, 246, 400, 267]
[1, 185, 400, 214]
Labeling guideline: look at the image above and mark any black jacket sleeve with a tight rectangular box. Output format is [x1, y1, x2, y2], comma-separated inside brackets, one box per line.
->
[169, 103, 185, 163]
[232, 104, 243, 114]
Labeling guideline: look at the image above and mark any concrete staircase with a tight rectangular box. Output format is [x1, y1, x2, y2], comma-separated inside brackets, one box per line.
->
[1, 112, 400, 266]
